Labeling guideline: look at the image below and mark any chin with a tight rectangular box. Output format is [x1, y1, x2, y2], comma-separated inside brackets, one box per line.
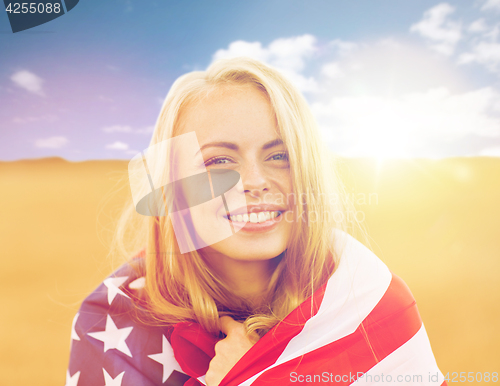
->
[207, 236, 288, 261]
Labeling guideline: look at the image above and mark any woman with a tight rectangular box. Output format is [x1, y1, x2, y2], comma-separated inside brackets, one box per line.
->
[66, 57, 446, 386]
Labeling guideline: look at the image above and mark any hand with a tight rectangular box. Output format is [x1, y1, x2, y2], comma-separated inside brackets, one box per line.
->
[205, 316, 260, 386]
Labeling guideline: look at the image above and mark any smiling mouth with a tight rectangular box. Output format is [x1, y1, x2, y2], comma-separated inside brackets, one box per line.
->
[224, 211, 282, 224]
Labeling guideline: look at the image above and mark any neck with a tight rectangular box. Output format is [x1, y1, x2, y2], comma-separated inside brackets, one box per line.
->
[202, 250, 282, 307]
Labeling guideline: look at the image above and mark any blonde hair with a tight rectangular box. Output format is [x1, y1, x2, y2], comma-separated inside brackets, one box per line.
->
[110, 57, 360, 336]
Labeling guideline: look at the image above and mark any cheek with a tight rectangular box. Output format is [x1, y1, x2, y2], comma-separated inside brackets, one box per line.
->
[274, 170, 293, 203]
[172, 198, 231, 253]
[183, 177, 247, 252]
[278, 167, 292, 188]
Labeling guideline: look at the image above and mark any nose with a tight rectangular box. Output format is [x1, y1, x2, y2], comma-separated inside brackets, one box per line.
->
[241, 163, 269, 198]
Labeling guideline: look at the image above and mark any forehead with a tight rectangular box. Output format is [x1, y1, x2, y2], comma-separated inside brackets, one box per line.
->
[176, 84, 279, 144]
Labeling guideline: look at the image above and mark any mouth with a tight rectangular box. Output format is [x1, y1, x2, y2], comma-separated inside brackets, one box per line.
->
[224, 210, 283, 224]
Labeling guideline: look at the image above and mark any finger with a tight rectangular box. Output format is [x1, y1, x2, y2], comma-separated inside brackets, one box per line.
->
[219, 316, 244, 336]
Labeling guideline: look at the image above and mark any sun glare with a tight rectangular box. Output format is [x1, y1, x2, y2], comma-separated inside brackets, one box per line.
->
[341, 104, 413, 160]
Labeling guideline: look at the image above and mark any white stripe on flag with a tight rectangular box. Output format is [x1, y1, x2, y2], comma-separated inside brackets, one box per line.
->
[353, 324, 445, 385]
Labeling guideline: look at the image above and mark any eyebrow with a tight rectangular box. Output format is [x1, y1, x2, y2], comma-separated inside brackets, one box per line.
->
[197, 138, 284, 154]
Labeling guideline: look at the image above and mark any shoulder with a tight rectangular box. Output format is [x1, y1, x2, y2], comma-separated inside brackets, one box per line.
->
[305, 230, 425, 367]
[326, 233, 445, 383]
[77, 251, 146, 314]
[66, 250, 189, 386]
[328, 228, 421, 329]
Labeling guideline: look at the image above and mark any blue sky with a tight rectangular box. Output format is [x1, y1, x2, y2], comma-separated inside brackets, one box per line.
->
[1, 0, 500, 160]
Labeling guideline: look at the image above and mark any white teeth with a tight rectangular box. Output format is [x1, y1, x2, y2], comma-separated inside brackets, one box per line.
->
[228, 211, 281, 223]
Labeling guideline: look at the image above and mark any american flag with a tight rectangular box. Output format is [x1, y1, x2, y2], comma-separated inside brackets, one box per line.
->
[66, 230, 447, 385]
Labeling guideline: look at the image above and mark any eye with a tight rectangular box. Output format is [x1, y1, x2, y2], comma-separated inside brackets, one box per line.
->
[268, 152, 289, 161]
[204, 156, 234, 167]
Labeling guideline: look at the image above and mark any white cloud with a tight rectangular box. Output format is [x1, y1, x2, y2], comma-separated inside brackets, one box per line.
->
[459, 41, 500, 73]
[212, 35, 319, 93]
[457, 5, 500, 75]
[481, 0, 500, 11]
[266, 35, 317, 72]
[468, 19, 488, 33]
[102, 125, 133, 133]
[484, 24, 500, 41]
[106, 141, 129, 150]
[35, 136, 68, 148]
[410, 3, 462, 55]
[102, 124, 154, 134]
[316, 39, 464, 96]
[10, 70, 45, 96]
[329, 39, 359, 56]
[321, 62, 344, 79]
[312, 87, 500, 157]
[213, 34, 317, 72]
[213, 41, 266, 62]
[135, 125, 154, 134]
[478, 146, 500, 156]
[409, 2, 500, 75]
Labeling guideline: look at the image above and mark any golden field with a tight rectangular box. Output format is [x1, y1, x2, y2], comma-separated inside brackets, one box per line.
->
[0, 156, 499, 385]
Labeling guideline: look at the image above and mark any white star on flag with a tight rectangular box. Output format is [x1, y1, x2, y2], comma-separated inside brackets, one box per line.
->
[128, 276, 145, 290]
[65, 370, 80, 386]
[103, 369, 125, 386]
[103, 276, 130, 305]
[148, 335, 183, 383]
[71, 313, 80, 341]
[88, 315, 134, 357]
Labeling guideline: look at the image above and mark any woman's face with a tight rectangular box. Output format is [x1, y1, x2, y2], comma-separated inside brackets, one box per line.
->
[176, 84, 293, 261]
